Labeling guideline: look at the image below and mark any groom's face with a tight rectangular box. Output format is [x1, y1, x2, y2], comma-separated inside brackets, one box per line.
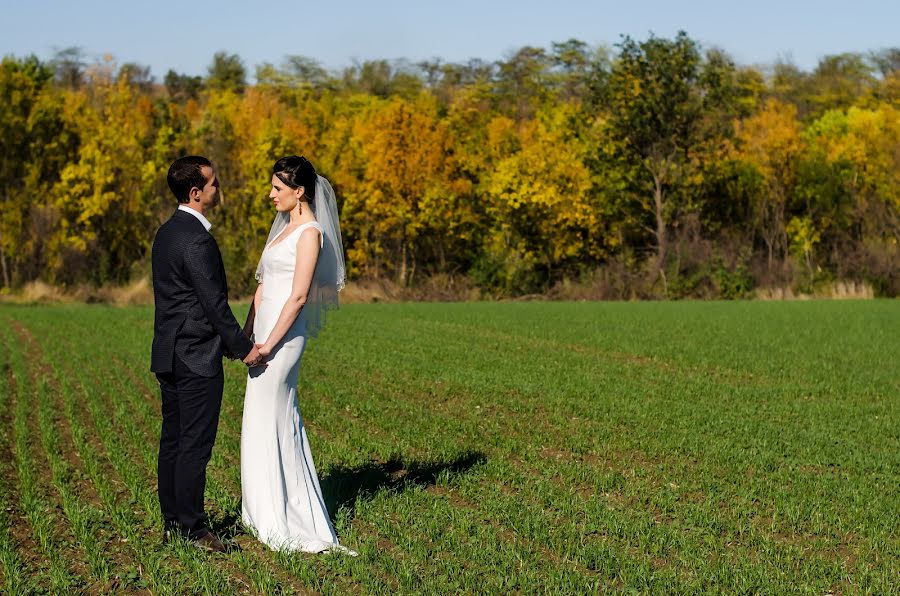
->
[195, 166, 220, 209]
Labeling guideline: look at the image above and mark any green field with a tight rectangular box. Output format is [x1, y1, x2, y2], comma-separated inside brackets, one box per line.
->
[0, 301, 897, 594]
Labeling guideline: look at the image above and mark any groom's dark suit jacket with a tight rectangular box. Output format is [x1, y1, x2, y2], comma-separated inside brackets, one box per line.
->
[151, 209, 253, 377]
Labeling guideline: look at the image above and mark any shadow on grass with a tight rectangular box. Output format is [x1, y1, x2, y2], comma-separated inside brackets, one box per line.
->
[209, 450, 488, 541]
[321, 450, 488, 522]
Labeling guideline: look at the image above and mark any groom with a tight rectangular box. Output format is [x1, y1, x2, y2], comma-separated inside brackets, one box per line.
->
[151, 156, 261, 552]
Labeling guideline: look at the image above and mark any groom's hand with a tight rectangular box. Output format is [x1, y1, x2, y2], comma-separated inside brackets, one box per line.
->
[243, 344, 263, 367]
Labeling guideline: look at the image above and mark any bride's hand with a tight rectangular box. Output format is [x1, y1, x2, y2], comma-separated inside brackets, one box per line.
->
[257, 343, 272, 358]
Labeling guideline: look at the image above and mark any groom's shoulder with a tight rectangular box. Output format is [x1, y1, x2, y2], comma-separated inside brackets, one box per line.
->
[153, 213, 210, 262]
[157, 210, 204, 238]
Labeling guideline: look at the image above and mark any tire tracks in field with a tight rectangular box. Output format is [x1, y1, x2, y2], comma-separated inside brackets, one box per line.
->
[289, 371, 613, 586]
[52, 332, 269, 595]
[24, 317, 254, 594]
[51, 315, 354, 595]
[9, 321, 95, 591]
[0, 324, 46, 593]
[14, 320, 150, 593]
[425, 482, 606, 584]
[96, 345, 348, 596]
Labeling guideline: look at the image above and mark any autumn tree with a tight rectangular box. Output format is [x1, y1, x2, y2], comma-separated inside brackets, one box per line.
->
[165, 69, 203, 102]
[601, 32, 706, 287]
[48, 60, 163, 284]
[729, 99, 803, 272]
[0, 55, 54, 287]
[50, 47, 86, 89]
[256, 55, 330, 89]
[351, 95, 458, 284]
[800, 105, 900, 290]
[480, 105, 594, 292]
[807, 53, 876, 115]
[495, 47, 553, 120]
[208, 51, 247, 93]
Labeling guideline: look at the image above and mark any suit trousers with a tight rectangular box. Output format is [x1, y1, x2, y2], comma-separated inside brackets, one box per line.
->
[156, 353, 224, 539]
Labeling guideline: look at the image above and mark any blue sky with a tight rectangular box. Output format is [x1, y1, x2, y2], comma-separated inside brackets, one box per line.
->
[2, 1, 897, 79]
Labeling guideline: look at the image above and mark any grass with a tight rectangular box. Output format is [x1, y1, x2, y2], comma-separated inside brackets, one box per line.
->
[0, 300, 896, 594]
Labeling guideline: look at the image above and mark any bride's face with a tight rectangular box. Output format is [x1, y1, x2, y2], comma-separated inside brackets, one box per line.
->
[269, 174, 304, 212]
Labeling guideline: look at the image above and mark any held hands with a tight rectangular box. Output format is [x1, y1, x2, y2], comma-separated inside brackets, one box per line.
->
[243, 344, 266, 368]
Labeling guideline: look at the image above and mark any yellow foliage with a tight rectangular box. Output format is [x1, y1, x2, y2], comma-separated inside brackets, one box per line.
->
[483, 104, 594, 265]
[731, 99, 802, 185]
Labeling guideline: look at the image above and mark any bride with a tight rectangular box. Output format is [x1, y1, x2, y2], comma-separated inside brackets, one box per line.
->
[240, 155, 355, 555]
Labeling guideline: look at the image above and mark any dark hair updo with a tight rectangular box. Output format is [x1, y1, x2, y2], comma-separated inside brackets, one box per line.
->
[273, 156, 317, 200]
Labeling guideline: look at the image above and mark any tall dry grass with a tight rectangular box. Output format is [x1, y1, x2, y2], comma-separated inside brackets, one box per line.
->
[1, 276, 879, 306]
[755, 281, 875, 301]
[3, 278, 154, 306]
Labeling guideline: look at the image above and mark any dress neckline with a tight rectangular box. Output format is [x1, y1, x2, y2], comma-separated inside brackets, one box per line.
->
[266, 221, 320, 250]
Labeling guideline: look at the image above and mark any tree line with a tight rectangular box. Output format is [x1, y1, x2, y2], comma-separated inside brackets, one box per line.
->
[1, 34, 898, 298]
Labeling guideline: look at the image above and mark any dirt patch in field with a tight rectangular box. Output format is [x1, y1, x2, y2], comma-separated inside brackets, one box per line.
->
[531, 443, 692, 492]
[539, 447, 572, 461]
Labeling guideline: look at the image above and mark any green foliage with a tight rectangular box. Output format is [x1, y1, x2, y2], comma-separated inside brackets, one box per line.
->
[49, 47, 85, 89]
[207, 51, 246, 93]
[0, 34, 898, 297]
[256, 55, 330, 89]
[164, 69, 203, 101]
[598, 32, 735, 275]
[712, 249, 754, 299]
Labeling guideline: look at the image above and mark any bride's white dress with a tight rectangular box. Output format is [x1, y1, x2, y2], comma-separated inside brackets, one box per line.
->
[241, 221, 350, 554]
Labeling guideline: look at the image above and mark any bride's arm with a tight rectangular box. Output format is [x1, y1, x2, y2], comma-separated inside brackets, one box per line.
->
[258, 229, 321, 356]
[243, 282, 263, 338]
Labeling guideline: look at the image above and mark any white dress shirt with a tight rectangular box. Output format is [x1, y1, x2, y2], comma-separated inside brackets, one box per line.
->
[178, 204, 212, 232]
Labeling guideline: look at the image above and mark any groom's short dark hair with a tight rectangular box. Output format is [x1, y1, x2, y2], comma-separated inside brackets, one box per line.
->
[167, 156, 212, 203]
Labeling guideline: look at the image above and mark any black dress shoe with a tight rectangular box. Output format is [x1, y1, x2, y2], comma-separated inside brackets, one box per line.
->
[191, 531, 226, 553]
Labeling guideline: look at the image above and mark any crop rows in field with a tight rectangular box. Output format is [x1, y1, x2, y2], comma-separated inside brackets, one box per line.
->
[0, 301, 896, 594]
